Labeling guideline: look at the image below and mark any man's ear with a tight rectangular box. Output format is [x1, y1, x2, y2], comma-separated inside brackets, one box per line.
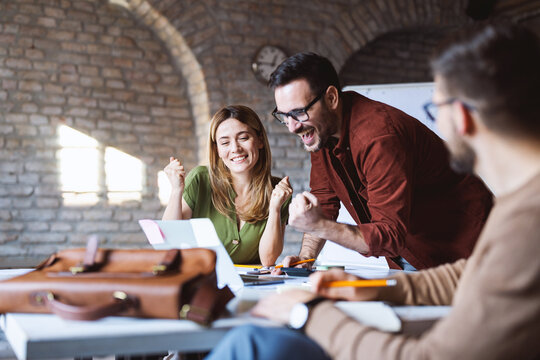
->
[455, 102, 476, 136]
[325, 86, 339, 110]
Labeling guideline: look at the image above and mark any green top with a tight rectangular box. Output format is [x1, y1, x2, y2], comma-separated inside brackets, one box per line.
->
[183, 166, 291, 264]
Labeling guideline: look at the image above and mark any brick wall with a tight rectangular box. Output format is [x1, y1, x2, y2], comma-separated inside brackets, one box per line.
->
[1, 0, 540, 266]
[340, 29, 448, 86]
[0, 0, 194, 266]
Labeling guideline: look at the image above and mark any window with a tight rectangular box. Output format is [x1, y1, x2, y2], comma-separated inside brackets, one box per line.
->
[57, 125, 144, 206]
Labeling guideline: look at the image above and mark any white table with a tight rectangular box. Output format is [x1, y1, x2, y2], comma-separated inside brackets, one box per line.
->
[0, 278, 279, 360]
[1, 310, 276, 359]
[1, 266, 444, 360]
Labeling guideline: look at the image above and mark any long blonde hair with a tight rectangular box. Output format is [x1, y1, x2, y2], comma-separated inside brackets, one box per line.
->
[208, 105, 273, 223]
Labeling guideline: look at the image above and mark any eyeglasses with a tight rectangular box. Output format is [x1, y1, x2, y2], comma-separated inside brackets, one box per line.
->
[423, 98, 475, 122]
[272, 90, 326, 125]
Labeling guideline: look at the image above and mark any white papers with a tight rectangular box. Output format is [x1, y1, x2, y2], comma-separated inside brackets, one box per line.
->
[334, 302, 451, 334]
[317, 203, 389, 268]
[318, 240, 389, 268]
[393, 305, 451, 321]
[334, 301, 402, 332]
[139, 219, 244, 294]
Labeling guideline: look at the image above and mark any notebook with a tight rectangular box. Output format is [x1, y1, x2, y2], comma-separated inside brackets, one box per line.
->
[334, 301, 401, 332]
[138, 218, 244, 294]
[334, 301, 451, 334]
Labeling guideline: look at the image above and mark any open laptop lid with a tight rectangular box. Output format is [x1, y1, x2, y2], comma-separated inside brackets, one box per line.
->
[138, 218, 244, 294]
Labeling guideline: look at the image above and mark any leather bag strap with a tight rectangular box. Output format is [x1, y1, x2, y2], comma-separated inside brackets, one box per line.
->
[83, 235, 100, 268]
[179, 276, 233, 325]
[213, 286, 234, 318]
[71, 241, 181, 275]
[70, 235, 100, 274]
[32, 291, 138, 321]
[153, 249, 182, 275]
[180, 278, 217, 325]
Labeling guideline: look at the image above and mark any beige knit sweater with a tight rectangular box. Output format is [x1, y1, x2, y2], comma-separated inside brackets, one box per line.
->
[306, 174, 540, 360]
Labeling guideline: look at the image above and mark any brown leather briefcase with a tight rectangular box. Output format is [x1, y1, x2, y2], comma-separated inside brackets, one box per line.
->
[0, 239, 234, 325]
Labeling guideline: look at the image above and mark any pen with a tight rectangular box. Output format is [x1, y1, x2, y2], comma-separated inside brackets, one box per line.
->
[322, 279, 397, 288]
[274, 258, 316, 269]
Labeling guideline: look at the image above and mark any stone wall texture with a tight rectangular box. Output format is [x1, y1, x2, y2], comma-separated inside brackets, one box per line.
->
[1, 0, 540, 266]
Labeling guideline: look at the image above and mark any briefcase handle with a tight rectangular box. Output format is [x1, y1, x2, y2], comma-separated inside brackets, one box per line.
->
[68, 236, 182, 275]
[31, 291, 138, 321]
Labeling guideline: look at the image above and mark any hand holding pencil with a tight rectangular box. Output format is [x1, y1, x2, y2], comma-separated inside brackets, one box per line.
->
[310, 269, 392, 301]
[274, 258, 315, 269]
[271, 255, 315, 275]
[250, 268, 397, 326]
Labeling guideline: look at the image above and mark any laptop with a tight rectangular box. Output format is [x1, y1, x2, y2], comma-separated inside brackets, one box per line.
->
[138, 218, 244, 294]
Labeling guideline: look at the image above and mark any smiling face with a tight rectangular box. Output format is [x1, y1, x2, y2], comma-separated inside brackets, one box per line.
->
[215, 118, 263, 176]
[274, 79, 338, 152]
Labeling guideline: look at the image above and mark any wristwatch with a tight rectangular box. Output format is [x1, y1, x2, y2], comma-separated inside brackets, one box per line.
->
[288, 297, 327, 332]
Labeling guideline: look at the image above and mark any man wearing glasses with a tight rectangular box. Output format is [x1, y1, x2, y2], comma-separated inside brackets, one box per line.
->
[207, 24, 540, 360]
[270, 52, 492, 270]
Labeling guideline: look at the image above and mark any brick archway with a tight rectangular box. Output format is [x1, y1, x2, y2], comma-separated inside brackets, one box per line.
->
[122, 0, 213, 164]
[329, 0, 472, 70]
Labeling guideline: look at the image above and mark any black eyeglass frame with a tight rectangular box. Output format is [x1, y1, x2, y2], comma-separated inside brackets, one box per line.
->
[272, 89, 326, 125]
[423, 98, 476, 122]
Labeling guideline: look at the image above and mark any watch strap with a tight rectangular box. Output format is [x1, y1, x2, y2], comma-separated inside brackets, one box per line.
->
[304, 296, 328, 309]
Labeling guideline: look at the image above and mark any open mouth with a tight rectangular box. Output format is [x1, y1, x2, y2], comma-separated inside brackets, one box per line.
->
[299, 128, 315, 145]
[231, 155, 247, 163]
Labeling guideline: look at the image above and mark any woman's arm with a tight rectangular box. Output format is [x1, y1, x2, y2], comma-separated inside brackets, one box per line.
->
[162, 157, 193, 220]
[162, 192, 193, 220]
[258, 177, 292, 266]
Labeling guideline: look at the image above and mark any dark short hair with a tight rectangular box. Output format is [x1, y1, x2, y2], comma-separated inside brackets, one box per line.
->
[431, 23, 540, 138]
[268, 52, 341, 96]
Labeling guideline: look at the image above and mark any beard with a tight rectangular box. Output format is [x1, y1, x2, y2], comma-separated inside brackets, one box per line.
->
[446, 124, 476, 174]
[302, 129, 321, 152]
[304, 104, 338, 152]
[449, 141, 476, 174]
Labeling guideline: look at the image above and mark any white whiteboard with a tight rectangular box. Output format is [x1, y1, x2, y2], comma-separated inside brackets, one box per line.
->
[343, 82, 438, 136]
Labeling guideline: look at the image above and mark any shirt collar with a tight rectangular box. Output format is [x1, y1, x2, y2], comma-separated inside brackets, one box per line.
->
[323, 92, 352, 155]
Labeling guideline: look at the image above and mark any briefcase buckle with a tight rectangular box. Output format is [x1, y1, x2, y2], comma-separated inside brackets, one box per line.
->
[179, 304, 210, 320]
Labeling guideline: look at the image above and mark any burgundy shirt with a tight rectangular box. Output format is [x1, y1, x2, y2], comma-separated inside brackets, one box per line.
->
[310, 92, 493, 269]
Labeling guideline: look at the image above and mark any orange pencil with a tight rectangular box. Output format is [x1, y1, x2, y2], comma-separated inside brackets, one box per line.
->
[233, 264, 263, 269]
[274, 258, 316, 269]
[322, 279, 397, 288]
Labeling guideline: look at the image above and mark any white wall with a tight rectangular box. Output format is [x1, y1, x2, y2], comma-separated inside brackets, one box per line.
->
[344, 82, 437, 136]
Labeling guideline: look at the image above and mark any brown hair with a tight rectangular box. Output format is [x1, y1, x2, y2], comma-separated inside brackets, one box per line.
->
[430, 23, 540, 138]
[208, 105, 273, 223]
[269, 52, 342, 97]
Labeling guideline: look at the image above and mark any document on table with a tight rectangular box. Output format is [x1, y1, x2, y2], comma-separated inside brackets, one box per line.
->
[393, 305, 451, 321]
[334, 301, 402, 332]
[334, 302, 451, 334]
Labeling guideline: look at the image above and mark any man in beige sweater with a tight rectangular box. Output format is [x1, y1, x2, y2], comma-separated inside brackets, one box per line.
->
[205, 23, 540, 360]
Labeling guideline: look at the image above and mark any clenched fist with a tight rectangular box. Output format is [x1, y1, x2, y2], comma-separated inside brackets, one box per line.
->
[163, 157, 186, 193]
[270, 176, 293, 211]
[288, 191, 324, 233]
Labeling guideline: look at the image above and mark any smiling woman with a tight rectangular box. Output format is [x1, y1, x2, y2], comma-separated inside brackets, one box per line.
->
[161, 105, 293, 266]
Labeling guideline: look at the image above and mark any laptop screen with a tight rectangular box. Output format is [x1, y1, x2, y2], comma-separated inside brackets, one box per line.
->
[139, 218, 244, 294]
